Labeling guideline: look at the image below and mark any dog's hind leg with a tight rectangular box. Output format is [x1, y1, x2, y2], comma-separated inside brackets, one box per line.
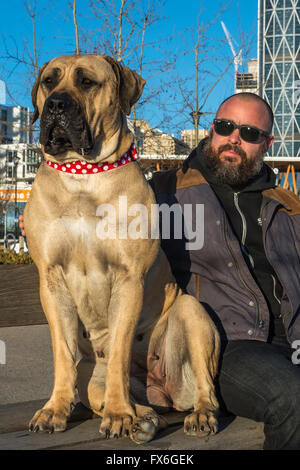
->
[29, 265, 78, 433]
[164, 294, 220, 437]
[127, 377, 168, 444]
[129, 402, 168, 444]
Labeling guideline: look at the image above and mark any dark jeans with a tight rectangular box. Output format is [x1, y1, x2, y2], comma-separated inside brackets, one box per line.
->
[216, 337, 300, 450]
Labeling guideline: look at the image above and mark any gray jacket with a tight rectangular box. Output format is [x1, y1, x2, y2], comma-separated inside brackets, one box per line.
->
[151, 166, 300, 345]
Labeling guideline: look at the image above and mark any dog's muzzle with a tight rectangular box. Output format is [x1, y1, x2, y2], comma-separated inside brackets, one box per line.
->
[40, 92, 93, 157]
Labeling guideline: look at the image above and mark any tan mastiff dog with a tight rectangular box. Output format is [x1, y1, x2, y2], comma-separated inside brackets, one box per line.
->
[24, 54, 220, 444]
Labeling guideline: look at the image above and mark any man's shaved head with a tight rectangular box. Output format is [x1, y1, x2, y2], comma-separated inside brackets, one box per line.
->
[216, 93, 274, 134]
[203, 92, 275, 185]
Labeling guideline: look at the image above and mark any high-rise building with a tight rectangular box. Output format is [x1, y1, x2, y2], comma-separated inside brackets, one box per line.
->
[258, 0, 300, 164]
[0, 104, 32, 144]
[236, 59, 259, 94]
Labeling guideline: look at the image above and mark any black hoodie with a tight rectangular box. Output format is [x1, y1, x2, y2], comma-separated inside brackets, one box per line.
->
[183, 139, 285, 339]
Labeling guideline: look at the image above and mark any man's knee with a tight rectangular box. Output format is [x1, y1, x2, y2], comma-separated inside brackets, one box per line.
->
[256, 370, 300, 450]
[264, 390, 300, 449]
[265, 373, 300, 423]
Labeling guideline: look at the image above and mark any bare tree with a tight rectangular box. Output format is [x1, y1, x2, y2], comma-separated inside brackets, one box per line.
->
[73, 0, 80, 55]
[77, 0, 187, 155]
[13, 0, 52, 80]
[84, 0, 245, 147]
[173, 3, 231, 146]
[0, 0, 55, 143]
[173, 1, 258, 147]
[83, 0, 140, 61]
[1, 0, 57, 93]
[23, 0, 40, 80]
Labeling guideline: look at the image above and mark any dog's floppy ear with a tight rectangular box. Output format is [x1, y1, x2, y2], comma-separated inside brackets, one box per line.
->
[104, 56, 146, 115]
[31, 62, 49, 124]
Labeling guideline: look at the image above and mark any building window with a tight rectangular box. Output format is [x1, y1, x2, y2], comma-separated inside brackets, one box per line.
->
[1, 109, 7, 121]
[27, 164, 37, 173]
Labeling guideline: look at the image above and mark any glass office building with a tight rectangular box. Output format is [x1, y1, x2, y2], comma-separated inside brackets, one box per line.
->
[258, 0, 300, 161]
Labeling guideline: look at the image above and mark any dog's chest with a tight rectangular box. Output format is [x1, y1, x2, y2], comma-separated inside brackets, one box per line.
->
[60, 212, 94, 241]
[54, 188, 101, 244]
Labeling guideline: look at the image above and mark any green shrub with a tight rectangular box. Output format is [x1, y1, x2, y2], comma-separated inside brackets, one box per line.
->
[0, 250, 33, 264]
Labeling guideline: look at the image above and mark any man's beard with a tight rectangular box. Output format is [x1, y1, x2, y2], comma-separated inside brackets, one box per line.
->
[203, 133, 266, 185]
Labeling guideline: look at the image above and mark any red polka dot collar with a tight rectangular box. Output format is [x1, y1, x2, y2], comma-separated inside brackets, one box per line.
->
[46, 143, 138, 175]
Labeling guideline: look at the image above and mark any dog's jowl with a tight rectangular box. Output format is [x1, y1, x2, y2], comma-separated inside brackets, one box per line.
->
[24, 54, 220, 444]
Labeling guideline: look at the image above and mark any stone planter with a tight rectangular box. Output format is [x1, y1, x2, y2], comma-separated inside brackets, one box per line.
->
[0, 264, 45, 327]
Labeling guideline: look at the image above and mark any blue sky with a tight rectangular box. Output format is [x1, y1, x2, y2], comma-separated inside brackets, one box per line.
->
[0, 0, 259, 135]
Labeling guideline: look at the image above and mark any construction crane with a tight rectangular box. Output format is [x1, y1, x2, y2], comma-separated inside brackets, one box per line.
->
[221, 21, 243, 93]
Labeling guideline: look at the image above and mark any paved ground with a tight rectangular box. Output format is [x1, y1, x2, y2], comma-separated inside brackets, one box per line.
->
[0, 324, 264, 450]
[0, 325, 53, 405]
[0, 410, 264, 450]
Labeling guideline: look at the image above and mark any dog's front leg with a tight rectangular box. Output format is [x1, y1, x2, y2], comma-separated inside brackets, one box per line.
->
[29, 265, 78, 433]
[100, 277, 144, 438]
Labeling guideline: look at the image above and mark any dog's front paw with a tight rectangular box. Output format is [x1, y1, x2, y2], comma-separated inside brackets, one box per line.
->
[29, 401, 74, 433]
[184, 408, 218, 438]
[99, 404, 135, 439]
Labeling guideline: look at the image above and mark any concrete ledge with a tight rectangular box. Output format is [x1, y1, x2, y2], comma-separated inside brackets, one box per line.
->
[0, 324, 265, 450]
[0, 399, 264, 450]
[0, 264, 45, 328]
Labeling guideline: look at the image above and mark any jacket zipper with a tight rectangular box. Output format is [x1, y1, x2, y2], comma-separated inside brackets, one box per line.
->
[234, 192, 255, 268]
[233, 192, 247, 245]
[235, 195, 283, 323]
[271, 274, 281, 305]
[223, 215, 263, 328]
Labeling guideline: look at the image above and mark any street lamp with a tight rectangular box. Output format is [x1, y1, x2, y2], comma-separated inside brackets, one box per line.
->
[13, 155, 20, 239]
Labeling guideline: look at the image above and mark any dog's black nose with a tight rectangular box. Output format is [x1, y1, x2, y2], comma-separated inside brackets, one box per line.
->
[48, 98, 65, 113]
[46, 93, 72, 115]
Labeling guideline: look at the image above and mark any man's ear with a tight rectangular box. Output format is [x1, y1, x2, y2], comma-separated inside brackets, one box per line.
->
[31, 62, 49, 124]
[103, 56, 146, 115]
[267, 135, 274, 149]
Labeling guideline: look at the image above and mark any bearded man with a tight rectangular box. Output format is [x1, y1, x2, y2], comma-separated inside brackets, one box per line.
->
[151, 92, 300, 450]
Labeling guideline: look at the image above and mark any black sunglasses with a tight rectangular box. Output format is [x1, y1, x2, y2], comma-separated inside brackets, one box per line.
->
[213, 119, 270, 143]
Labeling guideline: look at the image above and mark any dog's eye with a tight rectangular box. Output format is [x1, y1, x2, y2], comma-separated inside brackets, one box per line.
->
[81, 77, 95, 87]
[43, 77, 53, 86]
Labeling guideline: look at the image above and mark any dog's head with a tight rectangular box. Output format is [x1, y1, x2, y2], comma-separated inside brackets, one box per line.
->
[32, 55, 145, 162]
